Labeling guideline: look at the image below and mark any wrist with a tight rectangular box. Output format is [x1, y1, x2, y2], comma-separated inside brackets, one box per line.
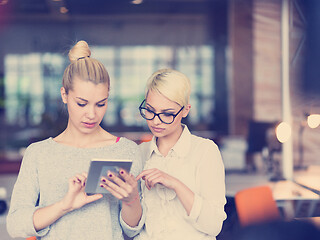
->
[59, 198, 73, 214]
[171, 177, 182, 192]
[122, 194, 140, 207]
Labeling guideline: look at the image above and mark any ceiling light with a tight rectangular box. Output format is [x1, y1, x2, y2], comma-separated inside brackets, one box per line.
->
[131, 0, 143, 4]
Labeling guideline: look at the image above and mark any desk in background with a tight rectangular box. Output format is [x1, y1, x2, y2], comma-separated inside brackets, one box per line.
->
[293, 167, 320, 218]
[226, 173, 320, 200]
[294, 169, 320, 195]
[226, 172, 320, 219]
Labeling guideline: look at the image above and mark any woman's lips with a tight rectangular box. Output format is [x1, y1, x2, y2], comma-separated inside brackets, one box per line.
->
[83, 122, 96, 128]
[151, 126, 165, 133]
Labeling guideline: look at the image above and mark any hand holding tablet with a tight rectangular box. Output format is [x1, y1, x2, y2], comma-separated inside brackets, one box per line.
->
[85, 158, 132, 194]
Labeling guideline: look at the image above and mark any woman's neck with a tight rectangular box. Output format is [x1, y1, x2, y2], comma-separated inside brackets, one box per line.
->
[54, 125, 114, 148]
[156, 125, 184, 157]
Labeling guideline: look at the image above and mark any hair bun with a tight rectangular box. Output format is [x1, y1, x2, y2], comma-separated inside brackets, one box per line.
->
[68, 40, 91, 62]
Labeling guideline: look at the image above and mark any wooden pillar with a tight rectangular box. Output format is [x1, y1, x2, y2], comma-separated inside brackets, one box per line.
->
[229, 0, 254, 135]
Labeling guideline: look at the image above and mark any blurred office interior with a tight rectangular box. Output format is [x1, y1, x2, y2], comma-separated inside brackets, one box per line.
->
[1, 0, 320, 239]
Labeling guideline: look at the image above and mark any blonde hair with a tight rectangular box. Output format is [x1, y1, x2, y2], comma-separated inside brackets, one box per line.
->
[146, 69, 191, 107]
[62, 40, 110, 94]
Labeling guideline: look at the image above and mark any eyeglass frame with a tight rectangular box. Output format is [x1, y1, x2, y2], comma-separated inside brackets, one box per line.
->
[139, 99, 184, 124]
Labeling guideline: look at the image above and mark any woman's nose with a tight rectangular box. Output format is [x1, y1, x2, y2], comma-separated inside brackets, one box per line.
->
[153, 114, 162, 125]
[86, 106, 95, 119]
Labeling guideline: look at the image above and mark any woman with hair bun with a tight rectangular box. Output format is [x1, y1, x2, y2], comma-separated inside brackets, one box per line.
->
[6, 40, 144, 239]
[135, 69, 227, 240]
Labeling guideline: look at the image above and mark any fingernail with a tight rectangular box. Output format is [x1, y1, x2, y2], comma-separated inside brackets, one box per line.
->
[120, 170, 124, 174]
[108, 174, 112, 178]
[102, 179, 106, 182]
[100, 184, 104, 187]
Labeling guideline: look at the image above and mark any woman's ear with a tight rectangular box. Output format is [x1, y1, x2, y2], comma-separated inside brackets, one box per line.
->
[182, 104, 191, 118]
[60, 87, 67, 104]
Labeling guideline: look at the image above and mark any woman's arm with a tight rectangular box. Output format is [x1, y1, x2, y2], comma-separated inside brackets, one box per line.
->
[7, 145, 43, 238]
[187, 141, 227, 236]
[33, 173, 102, 231]
[7, 144, 101, 238]
[100, 170, 142, 227]
[137, 169, 195, 215]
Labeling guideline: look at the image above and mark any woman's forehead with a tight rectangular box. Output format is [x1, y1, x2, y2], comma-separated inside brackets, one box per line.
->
[146, 90, 180, 109]
[70, 78, 109, 100]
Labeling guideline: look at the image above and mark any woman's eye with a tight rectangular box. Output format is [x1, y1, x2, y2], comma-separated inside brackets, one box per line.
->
[97, 103, 106, 107]
[77, 103, 86, 107]
[163, 113, 174, 117]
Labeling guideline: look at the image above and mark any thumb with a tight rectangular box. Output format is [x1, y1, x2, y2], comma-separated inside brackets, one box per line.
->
[86, 194, 103, 203]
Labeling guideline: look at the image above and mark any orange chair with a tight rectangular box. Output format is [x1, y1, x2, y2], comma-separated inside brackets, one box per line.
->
[235, 185, 281, 227]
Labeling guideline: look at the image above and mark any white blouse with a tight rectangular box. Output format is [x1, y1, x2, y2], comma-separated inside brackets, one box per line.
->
[135, 125, 227, 240]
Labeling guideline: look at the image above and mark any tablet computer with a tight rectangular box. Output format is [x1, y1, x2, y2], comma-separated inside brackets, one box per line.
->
[85, 158, 133, 194]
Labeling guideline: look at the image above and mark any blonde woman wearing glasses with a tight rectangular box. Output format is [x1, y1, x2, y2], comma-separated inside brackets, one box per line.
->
[134, 69, 227, 240]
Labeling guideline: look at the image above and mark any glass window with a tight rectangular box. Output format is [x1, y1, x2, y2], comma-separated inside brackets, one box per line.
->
[2, 45, 215, 150]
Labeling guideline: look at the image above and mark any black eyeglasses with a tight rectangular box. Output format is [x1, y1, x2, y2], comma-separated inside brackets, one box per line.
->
[139, 99, 184, 124]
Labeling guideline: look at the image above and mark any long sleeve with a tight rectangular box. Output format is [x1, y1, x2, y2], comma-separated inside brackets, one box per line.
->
[6, 144, 49, 238]
[184, 141, 227, 236]
[119, 141, 146, 237]
[119, 200, 146, 238]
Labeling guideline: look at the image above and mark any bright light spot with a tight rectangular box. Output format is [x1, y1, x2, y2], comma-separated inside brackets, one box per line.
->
[131, 0, 143, 4]
[307, 114, 320, 129]
[276, 122, 291, 143]
[60, 7, 68, 14]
